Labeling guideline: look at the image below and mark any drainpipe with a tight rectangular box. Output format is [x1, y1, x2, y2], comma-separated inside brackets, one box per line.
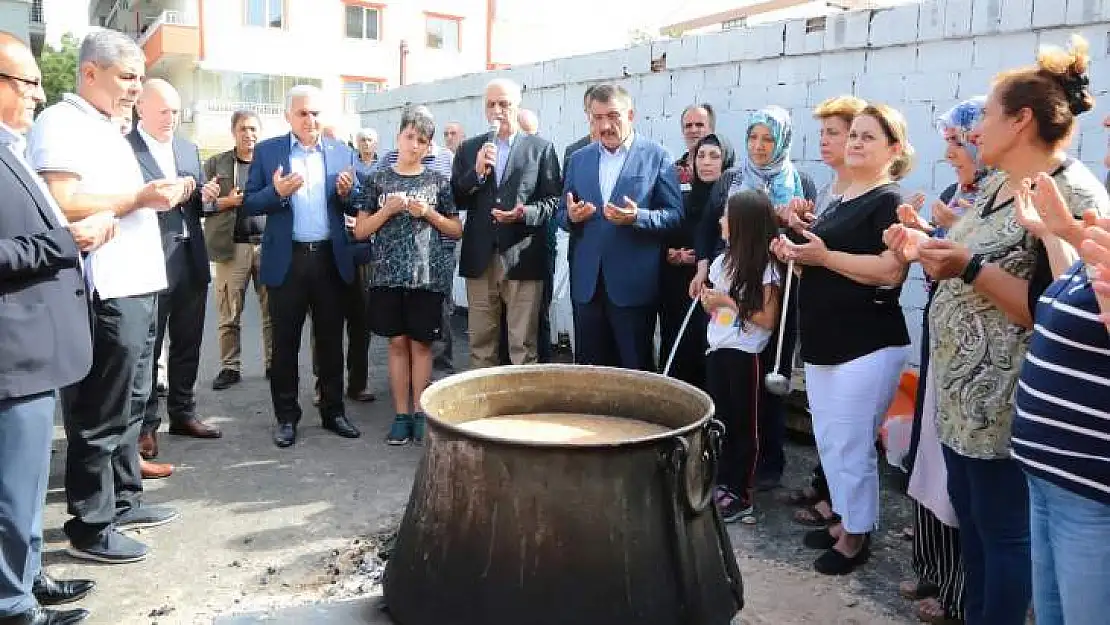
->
[399, 39, 409, 86]
[486, 0, 495, 70]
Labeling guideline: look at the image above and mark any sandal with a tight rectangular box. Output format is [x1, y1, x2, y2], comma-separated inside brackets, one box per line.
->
[793, 503, 841, 527]
[780, 486, 821, 506]
[916, 597, 963, 624]
[899, 579, 939, 600]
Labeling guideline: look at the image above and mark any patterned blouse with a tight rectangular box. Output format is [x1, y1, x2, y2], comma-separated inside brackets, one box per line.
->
[353, 166, 458, 295]
[929, 161, 1107, 460]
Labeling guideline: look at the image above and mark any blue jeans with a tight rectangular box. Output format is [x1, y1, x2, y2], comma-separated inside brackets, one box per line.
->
[0, 392, 55, 616]
[1027, 474, 1110, 625]
[942, 445, 1031, 625]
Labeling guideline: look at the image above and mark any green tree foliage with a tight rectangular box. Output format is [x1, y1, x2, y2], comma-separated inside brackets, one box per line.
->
[40, 33, 79, 106]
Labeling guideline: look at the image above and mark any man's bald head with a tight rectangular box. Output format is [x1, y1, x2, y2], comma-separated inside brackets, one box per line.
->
[518, 109, 539, 135]
[0, 31, 43, 133]
[136, 77, 181, 141]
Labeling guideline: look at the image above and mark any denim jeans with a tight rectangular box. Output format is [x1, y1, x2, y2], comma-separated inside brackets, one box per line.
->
[942, 445, 1031, 625]
[1027, 474, 1110, 625]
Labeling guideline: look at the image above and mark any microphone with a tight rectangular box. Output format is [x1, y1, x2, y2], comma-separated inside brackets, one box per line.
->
[485, 120, 500, 178]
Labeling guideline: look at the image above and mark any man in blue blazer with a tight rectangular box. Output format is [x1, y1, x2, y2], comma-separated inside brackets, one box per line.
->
[243, 85, 360, 448]
[556, 83, 683, 371]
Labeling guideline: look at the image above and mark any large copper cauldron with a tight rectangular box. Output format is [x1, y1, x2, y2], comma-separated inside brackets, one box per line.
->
[383, 364, 744, 625]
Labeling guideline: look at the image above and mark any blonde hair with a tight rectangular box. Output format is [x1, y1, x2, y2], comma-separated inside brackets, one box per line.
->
[859, 103, 914, 180]
[813, 95, 868, 127]
[992, 34, 1093, 148]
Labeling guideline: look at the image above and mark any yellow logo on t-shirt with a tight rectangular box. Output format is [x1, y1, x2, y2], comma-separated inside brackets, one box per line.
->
[713, 307, 735, 327]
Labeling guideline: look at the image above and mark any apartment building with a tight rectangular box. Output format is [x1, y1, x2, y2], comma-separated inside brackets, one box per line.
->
[90, 0, 494, 151]
[0, 0, 44, 56]
[659, 0, 917, 36]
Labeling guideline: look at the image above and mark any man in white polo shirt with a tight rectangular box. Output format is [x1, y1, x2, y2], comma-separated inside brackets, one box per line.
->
[26, 29, 186, 565]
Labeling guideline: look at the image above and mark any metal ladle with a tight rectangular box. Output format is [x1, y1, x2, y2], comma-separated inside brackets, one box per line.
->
[764, 259, 795, 396]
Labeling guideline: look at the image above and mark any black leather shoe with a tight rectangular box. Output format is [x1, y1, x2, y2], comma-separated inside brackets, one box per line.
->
[0, 606, 90, 624]
[33, 572, 95, 606]
[273, 423, 296, 448]
[323, 415, 361, 438]
[211, 369, 241, 391]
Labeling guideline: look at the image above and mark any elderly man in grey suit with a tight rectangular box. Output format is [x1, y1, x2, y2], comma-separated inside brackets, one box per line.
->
[0, 32, 101, 625]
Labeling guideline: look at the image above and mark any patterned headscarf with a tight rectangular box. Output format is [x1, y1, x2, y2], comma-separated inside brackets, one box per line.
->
[730, 105, 803, 207]
[935, 96, 987, 169]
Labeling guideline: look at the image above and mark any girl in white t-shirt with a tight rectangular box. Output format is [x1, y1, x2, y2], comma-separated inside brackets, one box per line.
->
[700, 190, 783, 524]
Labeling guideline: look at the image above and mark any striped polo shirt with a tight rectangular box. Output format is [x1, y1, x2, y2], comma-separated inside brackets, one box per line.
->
[1012, 260, 1110, 505]
[372, 144, 455, 179]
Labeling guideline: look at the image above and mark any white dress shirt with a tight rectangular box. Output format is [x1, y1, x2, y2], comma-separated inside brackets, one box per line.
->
[288, 135, 329, 242]
[598, 134, 633, 204]
[139, 126, 187, 238]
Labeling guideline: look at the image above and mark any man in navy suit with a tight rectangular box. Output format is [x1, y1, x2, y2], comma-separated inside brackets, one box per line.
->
[556, 83, 683, 371]
[127, 79, 222, 471]
[0, 31, 99, 625]
[243, 84, 361, 448]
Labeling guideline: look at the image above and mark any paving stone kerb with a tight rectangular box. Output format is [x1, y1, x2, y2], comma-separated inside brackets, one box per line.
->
[355, 0, 1110, 366]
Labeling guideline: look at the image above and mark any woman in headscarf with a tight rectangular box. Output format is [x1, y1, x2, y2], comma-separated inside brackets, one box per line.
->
[658, 134, 735, 388]
[884, 36, 1107, 624]
[690, 107, 817, 501]
[894, 95, 990, 625]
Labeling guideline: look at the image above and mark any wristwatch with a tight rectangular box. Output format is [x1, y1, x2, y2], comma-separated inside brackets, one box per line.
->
[960, 253, 985, 285]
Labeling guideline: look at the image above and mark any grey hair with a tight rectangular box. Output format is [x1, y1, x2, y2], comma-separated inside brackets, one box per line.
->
[77, 29, 143, 81]
[354, 127, 378, 142]
[284, 84, 324, 112]
[485, 78, 522, 105]
[230, 109, 260, 131]
[398, 105, 436, 142]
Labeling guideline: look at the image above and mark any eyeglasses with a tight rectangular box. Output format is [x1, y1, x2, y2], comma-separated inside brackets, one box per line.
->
[0, 72, 41, 91]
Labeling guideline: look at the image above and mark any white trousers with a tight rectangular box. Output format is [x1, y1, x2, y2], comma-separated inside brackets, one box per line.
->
[805, 345, 907, 534]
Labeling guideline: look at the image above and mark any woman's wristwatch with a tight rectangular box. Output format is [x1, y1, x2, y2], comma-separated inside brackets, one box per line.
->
[960, 253, 986, 284]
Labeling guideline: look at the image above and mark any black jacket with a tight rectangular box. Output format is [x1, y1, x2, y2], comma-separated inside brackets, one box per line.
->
[0, 147, 92, 400]
[126, 129, 211, 289]
[453, 132, 562, 281]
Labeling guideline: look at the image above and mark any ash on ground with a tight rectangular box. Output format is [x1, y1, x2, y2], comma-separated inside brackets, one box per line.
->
[321, 525, 397, 600]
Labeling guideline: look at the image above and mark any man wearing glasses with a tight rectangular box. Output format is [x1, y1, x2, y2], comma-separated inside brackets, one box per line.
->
[453, 78, 562, 369]
[0, 30, 103, 625]
[242, 84, 360, 448]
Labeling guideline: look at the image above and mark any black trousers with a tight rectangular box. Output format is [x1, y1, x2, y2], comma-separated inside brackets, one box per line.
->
[913, 500, 966, 619]
[313, 264, 370, 395]
[61, 293, 156, 545]
[143, 272, 207, 434]
[269, 243, 346, 425]
[707, 348, 761, 507]
[657, 262, 706, 389]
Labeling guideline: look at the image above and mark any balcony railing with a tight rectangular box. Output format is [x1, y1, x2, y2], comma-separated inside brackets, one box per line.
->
[136, 10, 199, 47]
[31, 0, 43, 24]
[196, 100, 284, 116]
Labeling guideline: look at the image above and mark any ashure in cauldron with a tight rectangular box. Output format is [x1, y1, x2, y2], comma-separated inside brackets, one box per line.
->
[383, 364, 744, 625]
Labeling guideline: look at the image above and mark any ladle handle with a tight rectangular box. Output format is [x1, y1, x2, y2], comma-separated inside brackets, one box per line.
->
[663, 297, 701, 378]
[770, 259, 796, 375]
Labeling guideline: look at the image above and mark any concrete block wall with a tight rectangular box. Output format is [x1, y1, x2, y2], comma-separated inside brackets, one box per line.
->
[359, 0, 1110, 366]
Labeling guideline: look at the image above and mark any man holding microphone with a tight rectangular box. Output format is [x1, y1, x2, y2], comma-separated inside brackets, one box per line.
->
[452, 79, 562, 369]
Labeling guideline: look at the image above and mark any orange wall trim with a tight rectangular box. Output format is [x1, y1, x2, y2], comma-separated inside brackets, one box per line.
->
[340, 75, 387, 84]
[141, 24, 200, 70]
[197, 0, 206, 61]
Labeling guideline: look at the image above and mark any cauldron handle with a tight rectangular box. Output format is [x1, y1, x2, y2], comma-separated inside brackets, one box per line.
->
[680, 418, 724, 515]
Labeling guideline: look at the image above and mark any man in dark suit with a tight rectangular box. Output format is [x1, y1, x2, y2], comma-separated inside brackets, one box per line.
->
[556, 83, 683, 371]
[562, 85, 599, 165]
[0, 31, 99, 625]
[453, 78, 562, 368]
[243, 84, 361, 448]
[128, 79, 222, 470]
